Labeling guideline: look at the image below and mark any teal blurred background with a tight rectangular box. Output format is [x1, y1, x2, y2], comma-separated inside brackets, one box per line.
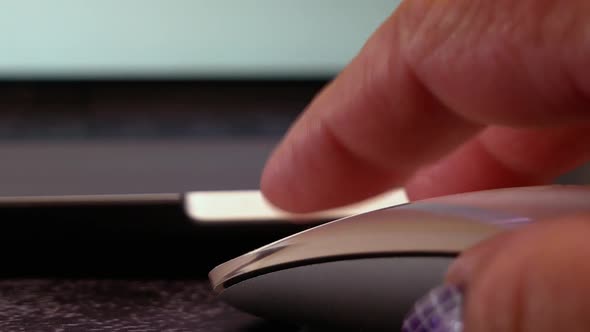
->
[0, 0, 398, 79]
[0, 0, 587, 196]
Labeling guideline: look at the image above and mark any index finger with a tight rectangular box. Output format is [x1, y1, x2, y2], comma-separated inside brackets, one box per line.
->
[261, 2, 481, 213]
[261, 0, 590, 213]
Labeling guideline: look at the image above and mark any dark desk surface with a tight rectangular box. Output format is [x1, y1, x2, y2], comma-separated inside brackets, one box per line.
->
[0, 197, 320, 331]
[0, 279, 297, 332]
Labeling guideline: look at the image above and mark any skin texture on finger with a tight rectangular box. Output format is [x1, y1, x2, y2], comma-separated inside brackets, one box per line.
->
[405, 124, 590, 200]
[446, 214, 590, 331]
[408, 0, 590, 126]
[262, 0, 590, 213]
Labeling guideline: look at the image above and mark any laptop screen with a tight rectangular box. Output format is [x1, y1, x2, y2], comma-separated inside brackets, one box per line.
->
[1, 0, 399, 79]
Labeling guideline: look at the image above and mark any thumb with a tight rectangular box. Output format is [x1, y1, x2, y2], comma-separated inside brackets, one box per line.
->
[404, 214, 590, 332]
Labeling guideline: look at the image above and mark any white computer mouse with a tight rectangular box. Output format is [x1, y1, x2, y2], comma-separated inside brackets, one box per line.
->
[209, 185, 590, 331]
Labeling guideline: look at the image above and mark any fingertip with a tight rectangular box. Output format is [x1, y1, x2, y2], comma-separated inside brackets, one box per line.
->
[259, 153, 306, 213]
[259, 138, 310, 213]
[260, 143, 400, 214]
[444, 229, 517, 287]
[260, 105, 406, 213]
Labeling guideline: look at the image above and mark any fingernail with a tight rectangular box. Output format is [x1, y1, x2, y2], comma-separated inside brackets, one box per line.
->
[402, 284, 464, 332]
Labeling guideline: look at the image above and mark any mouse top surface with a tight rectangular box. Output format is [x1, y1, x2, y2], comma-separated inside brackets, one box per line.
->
[210, 185, 590, 292]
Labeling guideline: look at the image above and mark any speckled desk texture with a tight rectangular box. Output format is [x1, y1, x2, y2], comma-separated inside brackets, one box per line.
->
[0, 279, 297, 332]
[0, 202, 307, 332]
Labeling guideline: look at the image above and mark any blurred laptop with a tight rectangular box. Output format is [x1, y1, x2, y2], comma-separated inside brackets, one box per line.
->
[0, 0, 587, 277]
[0, 0, 406, 277]
[0, 0, 399, 196]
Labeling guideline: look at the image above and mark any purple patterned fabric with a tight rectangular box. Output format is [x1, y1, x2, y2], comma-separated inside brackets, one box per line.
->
[402, 285, 463, 332]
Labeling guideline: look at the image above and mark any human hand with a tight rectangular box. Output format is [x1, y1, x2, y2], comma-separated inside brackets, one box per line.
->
[261, 0, 590, 213]
[261, 0, 590, 330]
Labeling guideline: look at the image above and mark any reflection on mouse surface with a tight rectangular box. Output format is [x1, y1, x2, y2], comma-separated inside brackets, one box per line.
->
[209, 185, 590, 331]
